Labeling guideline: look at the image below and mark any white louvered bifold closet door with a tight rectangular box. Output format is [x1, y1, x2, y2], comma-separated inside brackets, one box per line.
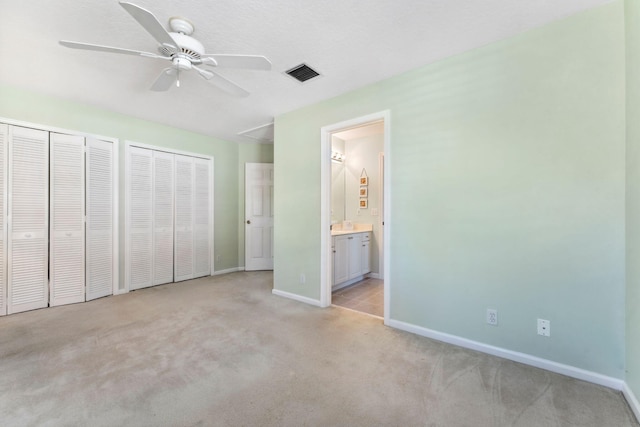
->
[7, 126, 49, 314]
[49, 133, 85, 307]
[174, 154, 194, 282]
[193, 157, 211, 278]
[0, 125, 7, 316]
[153, 151, 174, 285]
[128, 146, 153, 290]
[86, 138, 114, 301]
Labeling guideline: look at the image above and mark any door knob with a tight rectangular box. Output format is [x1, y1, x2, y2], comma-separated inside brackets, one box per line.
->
[246, 220, 251, 224]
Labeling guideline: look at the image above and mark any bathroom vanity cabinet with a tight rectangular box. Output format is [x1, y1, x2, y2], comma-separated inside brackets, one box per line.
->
[332, 231, 371, 290]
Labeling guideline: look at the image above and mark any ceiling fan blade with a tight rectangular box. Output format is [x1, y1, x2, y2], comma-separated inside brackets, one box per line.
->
[201, 54, 271, 71]
[192, 65, 214, 80]
[119, 1, 177, 52]
[207, 71, 250, 97]
[59, 40, 167, 59]
[150, 68, 177, 91]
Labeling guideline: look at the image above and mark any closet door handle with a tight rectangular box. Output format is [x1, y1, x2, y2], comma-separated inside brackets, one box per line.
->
[246, 220, 251, 225]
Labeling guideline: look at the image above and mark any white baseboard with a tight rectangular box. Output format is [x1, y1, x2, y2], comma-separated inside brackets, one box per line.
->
[272, 289, 322, 307]
[386, 318, 624, 391]
[623, 382, 640, 423]
[367, 273, 382, 279]
[212, 267, 244, 276]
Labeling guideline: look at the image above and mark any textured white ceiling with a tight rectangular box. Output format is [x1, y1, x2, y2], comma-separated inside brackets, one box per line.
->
[0, 0, 612, 143]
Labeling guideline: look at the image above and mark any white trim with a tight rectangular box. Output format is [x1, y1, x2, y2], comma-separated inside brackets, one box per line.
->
[378, 152, 384, 279]
[0, 124, 7, 316]
[112, 140, 120, 295]
[382, 117, 391, 326]
[320, 110, 391, 325]
[0, 116, 117, 144]
[213, 267, 244, 276]
[387, 318, 624, 391]
[124, 140, 212, 160]
[210, 158, 215, 276]
[367, 273, 382, 280]
[320, 127, 331, 308]
[272, 289, 322, 307]
[123, 143, 132, 293]
[624, 382, 640, 423]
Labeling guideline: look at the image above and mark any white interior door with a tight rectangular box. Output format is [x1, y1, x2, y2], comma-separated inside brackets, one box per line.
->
[0, 124, 7, 316]
[245, 163, 274, 271]
[86, 138, 114, 301]
[49, 133, 85, 307]
[174, 154, 194, 282]
[127, 146, 153, 290]
[8, 125, 49, 314]
[153, 151, 174, 285]
[193, 157, 211, 278]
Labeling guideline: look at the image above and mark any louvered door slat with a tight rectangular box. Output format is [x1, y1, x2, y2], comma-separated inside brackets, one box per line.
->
[153, 151, 174, 285]
[174, 155, 193, 282]
[49, 133, 85, 306]
[0, 124, 9, 316]
[193, 158, 211, 278]
[0, 124, 6, 316]
[8, 125, 49, 314]
[86, 138, 114, 301]
[128, 146, 153, 290]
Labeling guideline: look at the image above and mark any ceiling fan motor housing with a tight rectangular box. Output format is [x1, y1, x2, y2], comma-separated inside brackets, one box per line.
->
[159, 32, 205, 61]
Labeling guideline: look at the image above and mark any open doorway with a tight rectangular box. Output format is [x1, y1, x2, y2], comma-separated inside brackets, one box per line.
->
[320, 111, 390, 324]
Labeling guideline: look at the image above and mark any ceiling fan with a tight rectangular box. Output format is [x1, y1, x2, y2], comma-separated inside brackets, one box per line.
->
[59, 1, 271, 97]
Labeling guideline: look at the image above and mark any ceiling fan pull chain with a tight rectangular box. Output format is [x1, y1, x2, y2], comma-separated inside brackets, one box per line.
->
[176, 67, 180, 88]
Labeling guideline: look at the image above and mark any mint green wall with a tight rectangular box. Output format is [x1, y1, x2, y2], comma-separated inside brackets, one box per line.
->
[274, 2, 626, 377]
[0, 83, 241, 275]
[237, 143, 274, 268]
[626, 0, 640, 402]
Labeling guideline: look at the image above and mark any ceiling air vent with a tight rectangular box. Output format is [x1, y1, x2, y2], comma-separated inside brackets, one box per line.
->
[285, 63, 321, 83]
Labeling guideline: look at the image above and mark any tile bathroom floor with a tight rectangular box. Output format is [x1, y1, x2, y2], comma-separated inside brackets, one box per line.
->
[332, 278, 383, 317]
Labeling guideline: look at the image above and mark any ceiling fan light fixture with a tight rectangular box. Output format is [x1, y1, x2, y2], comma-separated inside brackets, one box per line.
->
[173, 56, 192, 71]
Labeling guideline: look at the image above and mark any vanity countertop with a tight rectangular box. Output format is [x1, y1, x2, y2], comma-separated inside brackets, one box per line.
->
[331, 224, 373, 236]
[331, 229, 371, 236]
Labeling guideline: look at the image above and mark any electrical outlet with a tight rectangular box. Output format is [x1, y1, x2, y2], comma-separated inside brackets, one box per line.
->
[486, 309, 498, 326]
[537, 319, 550, 337]
[300, 274, 306, 284]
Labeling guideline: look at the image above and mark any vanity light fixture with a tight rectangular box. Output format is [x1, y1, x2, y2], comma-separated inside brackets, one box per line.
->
[331, 151, 345, 163]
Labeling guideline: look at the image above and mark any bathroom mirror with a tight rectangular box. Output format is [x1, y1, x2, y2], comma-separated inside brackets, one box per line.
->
[331, 160, 345, 223]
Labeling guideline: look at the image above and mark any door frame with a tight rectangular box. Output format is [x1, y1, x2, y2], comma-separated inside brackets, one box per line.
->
[320, 110, 391, 324]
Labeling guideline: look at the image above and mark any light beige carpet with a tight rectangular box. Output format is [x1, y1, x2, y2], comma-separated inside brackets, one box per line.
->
[0, 271, 637, 426]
